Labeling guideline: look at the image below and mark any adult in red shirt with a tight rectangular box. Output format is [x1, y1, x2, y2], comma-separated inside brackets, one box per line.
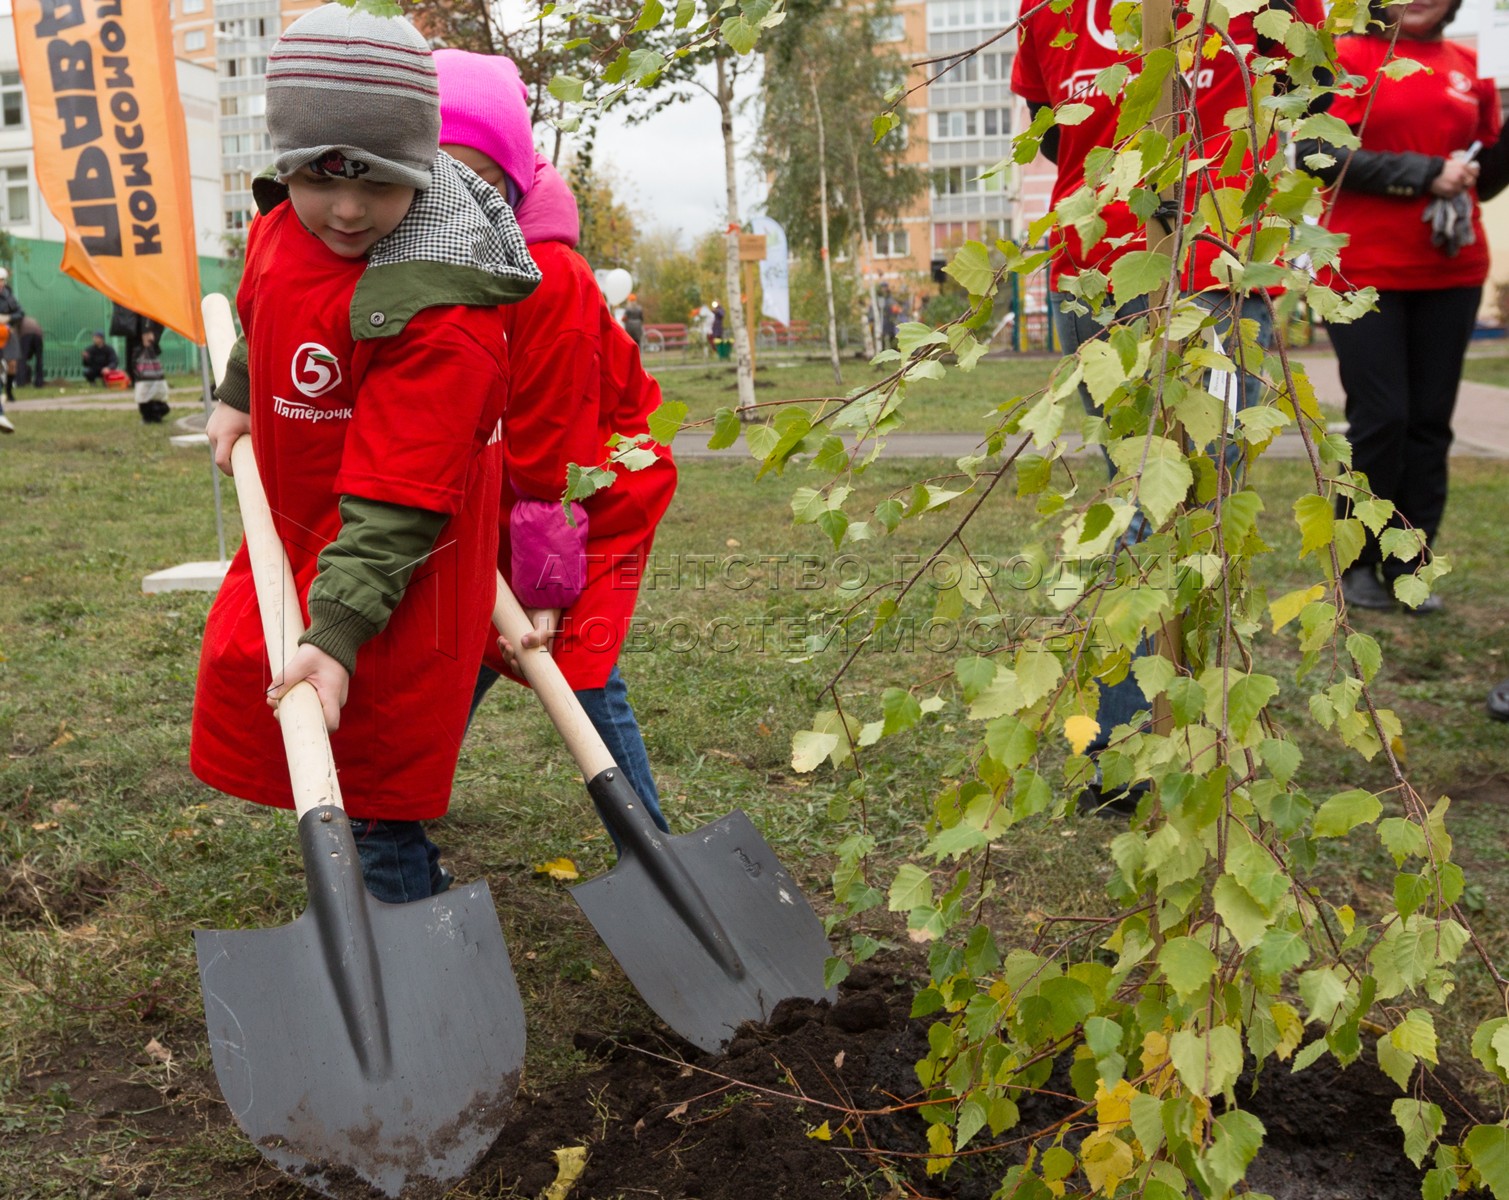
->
[434, 50, 678, 834]
[1012, 0, 1325, 811]
[192, 7, 540, 903]
[1302, 0, 1504, 613]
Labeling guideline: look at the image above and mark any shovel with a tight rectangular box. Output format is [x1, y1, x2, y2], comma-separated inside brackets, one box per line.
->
[492, 569, 835, 1052]
[193, 294, 525, 1198]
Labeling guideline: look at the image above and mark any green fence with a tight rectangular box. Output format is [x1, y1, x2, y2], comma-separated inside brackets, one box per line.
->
[7, 237, 241, 381]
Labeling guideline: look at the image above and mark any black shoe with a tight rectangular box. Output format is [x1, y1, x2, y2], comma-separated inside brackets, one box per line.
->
[1341, 566, 1394, 611]
[1076, 782, 1147, 819]
[1490, 680, 1509, 722]
[433, 865, 456, 895]
[1401, 591, 1444, 616]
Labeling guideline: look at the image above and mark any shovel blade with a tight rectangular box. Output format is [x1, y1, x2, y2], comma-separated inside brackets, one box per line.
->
[195, 879, 524, 1198]
[572, 809, 835, 1052]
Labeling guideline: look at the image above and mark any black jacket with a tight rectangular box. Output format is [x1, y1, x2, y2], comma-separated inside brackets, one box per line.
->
[82, 342, 119, 372]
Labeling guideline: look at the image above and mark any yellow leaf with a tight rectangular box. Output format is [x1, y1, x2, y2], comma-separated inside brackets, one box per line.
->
[541, 1145, 588, 1200]
[1390, 734, 1408, 764]
[1095, 1079, 1137, 1131]
[1081, 1128, 1136, 1193]
[1141, 1030, 1171, 1075]
[1202, 30, 1222, 58]
[1269, 584, 1324, 633]
[1336, 904, 1355, 936]
[1272, 1002, 1304, 1061]
[1064, 714, 1100, 756]
[534, 857, 581, 882]
[807, 1121, 833, 1141]
[925, 1121, 954, 1175]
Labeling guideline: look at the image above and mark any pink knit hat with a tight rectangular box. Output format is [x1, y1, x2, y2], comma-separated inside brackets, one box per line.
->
[434, 49, 537, 199]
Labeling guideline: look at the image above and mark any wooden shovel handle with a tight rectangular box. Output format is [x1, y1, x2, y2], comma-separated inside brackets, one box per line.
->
[491, 569, 615, 780]
[202, 295, 344, 819]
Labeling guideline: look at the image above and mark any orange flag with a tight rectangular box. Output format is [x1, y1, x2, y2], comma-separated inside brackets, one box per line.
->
[14, 0, 205, 343]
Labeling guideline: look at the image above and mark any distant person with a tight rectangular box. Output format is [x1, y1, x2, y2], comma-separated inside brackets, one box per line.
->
[435, 48, 678, 835]
[81, 331, 119, 383]
[709, 300, 724, 347]
[18, 314, 43, 386]
[881, 302, 898, 350]
[0, 266, 23, 416]
[110, 304, 163, 384]
[1301, 0, 1505, 615]
[621, 292, 644, 347]
[133, 327, 170, 423]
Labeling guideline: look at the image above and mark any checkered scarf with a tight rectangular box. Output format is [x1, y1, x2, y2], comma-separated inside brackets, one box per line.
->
[367, 153, 538, 289]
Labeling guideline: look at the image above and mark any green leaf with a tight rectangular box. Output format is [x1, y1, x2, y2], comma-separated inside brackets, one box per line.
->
[548, 74, 586, 103]
[1377, 1033, 1416, 1090]
[1169, 1025, 1243, 1096]
[1159, 936, 1218, 1000]
[945, 241, 996, 296]
[791, 730, 838, 773]
[1198, 1110, 1265, 1196]
[897, 322, 948, 357]
[563, 461, 615, 506]
[1110, 436, 1193, 527]
[1390, 1009, 1439, 1063]
[632, 0, 665, 31]
[1226, 673, 1279, 739]
[1392, 1100, 1444, 1168]
[1473, 1018, 1509, 1085]
[1293, 493, 1335, 557]
[1465, 1124, 1509, 1198]
[956, 656, 996, 701]
[647, 400, 687, 446]
[1346, 632, 1382, 683]
[1252, 926, 1310, 977]
[707, 407, 742, 450]
[1109, 251, 1173, 302]
[1313, 788, 1382, 838]
[881, 687, 923, 737]
[888, 864, 933, 912]
[985, 715, 1037, 770]
[823, 955, 850, 990]
[721, 13, 758, 53]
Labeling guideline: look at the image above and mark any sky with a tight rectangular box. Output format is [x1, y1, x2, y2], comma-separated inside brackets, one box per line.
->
[551, 60, 768, 250]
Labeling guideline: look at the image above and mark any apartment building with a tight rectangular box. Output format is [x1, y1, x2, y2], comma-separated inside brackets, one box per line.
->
[862, 0, 1041, 301]
[170, 0, 324, 236]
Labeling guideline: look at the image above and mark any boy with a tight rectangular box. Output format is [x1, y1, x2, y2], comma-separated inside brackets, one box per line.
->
[133, 327, 169, 423]
[192, 4, 540, 903]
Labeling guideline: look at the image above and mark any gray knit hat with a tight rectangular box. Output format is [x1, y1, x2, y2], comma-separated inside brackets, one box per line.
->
[266, 3, 439, 191]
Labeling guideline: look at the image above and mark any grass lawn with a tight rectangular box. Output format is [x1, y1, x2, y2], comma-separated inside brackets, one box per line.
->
[4, 406, 1509, 1192]
[1463, 342, 1509, 389]
[655, 353, 1062, 435]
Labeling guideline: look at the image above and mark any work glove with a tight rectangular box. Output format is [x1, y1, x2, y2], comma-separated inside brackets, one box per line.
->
[1422, 193, 1476, 257]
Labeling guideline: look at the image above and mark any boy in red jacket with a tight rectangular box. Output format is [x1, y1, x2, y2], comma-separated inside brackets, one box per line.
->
[192, 5, 539, 902]
[433, 49, 678, 835]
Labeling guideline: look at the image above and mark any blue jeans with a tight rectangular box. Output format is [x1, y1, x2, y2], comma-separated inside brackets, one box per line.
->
[1053, 291, 1273, 755]
[470, 663, 669, 838]
[348, 817, 449, 904]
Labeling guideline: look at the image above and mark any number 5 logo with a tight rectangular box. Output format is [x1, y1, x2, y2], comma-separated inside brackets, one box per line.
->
[292, 343, 342, 398]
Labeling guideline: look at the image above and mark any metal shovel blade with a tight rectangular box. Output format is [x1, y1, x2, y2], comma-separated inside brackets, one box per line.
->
[195, 811, 525, 1198]
[571, 774, 834, 1052]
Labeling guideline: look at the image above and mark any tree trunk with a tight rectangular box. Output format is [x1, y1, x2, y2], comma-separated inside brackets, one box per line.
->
[847, 138, 879, 360]
[809, 72, 843, 388]
[717, 50, 757, 417]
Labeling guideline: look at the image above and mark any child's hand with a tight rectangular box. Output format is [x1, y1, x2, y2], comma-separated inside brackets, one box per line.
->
[268, 645, 351, 731]
[498, 607, 561, 674]
[206, 402, 252, 475]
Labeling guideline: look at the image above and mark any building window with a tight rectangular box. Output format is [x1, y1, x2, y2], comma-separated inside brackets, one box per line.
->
[1, 73, 24, 130]
[873, 13, 905, 40]
[873, 229, 910, 258]
[933, 222, 966, 251]
[932, 166, 983, 196]
[983, 107, 1012, 137]
[938, 54, 978, 83]
[181, 0, 205, 11]
[934, 110, 978, 140]
[185, 29, 206, 51]
[4, 166, 28, 224]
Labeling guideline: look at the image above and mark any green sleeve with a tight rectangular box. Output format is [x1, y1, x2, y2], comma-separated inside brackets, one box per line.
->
[214, 336, 251, 413]
[299, 496, 449, 674]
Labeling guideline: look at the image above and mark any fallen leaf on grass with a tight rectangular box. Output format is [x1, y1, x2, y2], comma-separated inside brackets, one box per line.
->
[666, 1101, 689, 1121]
[144, 1038, 172, 1065]
[834, 1051, 845, 1070]
[541, 1145, 587, 1200]
[49, 727, 74, 748]
[807, 1121, 833, 1141]
[30, 821, 59, 832]
[534, 857, 580, 882]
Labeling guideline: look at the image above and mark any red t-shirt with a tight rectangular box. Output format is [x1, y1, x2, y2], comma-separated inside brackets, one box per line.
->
[1323, 35, 1501, 292]
[484, 240, 677, 690]
[1013, 0, 1327, 292]
[191, 201, 509, 821]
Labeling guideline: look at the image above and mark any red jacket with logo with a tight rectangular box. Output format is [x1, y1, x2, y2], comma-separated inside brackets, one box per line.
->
[191, 201, 509, 820]
[1323, 35, 1501, 292]
[1013, 0, 1326, 292]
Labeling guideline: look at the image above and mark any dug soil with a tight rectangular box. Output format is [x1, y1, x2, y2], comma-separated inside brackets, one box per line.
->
[9, 952, 1486, 1199]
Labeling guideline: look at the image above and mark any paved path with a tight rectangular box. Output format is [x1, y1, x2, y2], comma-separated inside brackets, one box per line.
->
[11, 359, 1509, 461]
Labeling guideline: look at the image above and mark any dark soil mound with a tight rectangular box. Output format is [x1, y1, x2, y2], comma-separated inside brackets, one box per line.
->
[472, 956, 1482, 1200]
[9, 954, 1483, 1199]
